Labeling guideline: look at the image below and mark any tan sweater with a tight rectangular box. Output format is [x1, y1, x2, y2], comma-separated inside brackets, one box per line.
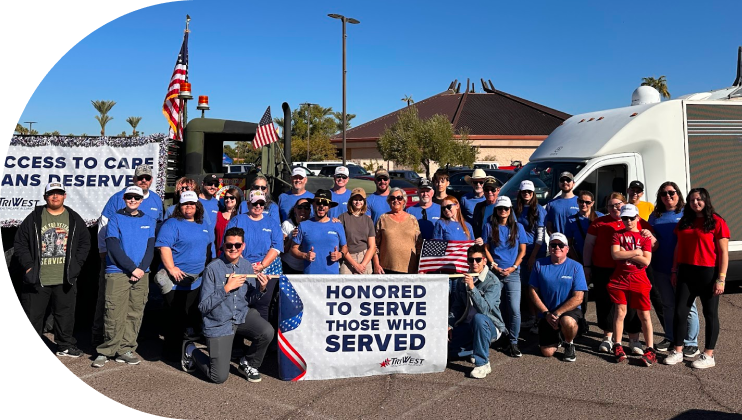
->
[376, 212, 421, 273]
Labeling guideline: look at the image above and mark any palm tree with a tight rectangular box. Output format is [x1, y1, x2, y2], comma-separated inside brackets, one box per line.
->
[91, 100, 116, 136]
[126, 116, 142, 137]
[401, 95, 414, 106]
[332, 112, 356, 133]
[641, 76, 670, 99]
[15, 123, 28, 135]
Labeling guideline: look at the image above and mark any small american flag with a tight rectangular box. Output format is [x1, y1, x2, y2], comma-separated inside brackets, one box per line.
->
[277, 275, 307, 381]
[162, 31, 188, 141]
[253, 106, 279, 149]
[418, 239, 475, 274]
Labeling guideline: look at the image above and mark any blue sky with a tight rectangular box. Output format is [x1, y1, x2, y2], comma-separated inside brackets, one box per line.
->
[16, 0, 742, 136]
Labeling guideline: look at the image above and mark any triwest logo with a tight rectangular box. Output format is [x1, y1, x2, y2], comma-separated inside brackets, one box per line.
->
[379, 355, 425, 368]
[0, 197, 41, 207]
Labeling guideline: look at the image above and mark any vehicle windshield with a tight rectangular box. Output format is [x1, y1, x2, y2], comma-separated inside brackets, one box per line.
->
[500, 161, 586, 206]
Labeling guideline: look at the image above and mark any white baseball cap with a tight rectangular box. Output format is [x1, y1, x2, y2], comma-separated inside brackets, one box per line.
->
[549, 233, 568, 245]
[494, 196, 512, 208]
[519, 180, 535, 191]
[620, 203, 639, 218]
[44, 182, 66, 194]
[124, 186, 144, 197]
[334, 166, 349, 177]
[179, 191, 198, 204]
[292, 167, 307, 178]
[249, 190, 266, 203]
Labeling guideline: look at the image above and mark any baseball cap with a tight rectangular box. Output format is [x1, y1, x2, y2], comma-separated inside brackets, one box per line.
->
[249, 190, 266, 203]
[350, 187, 367, 199]
[519, 180, 535, 191]
[44, 182, 66, 195]
[292, 167, 307, 178]
[484, 177, 502, 188]
[375, 168, 390, 179]
[494, 196, 512, 208]
[203, 174, 219, 184]
[134, 164, 153, 177]
[334, 166, 350, 177]
[559, 171, 574, 181]
[418, 178, 433, 189]
[179, 191, 198, 204]
[620, 204, 639, 218]
[549, 233, 568, 245]
[124, 186, 144, 197]
[628, 180, 644, 191]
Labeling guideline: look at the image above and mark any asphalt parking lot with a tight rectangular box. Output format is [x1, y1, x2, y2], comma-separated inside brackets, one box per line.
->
[48, 284, 742, 420]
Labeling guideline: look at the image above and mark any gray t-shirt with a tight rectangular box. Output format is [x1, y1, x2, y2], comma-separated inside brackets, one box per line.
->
[338, 212, 375, 254]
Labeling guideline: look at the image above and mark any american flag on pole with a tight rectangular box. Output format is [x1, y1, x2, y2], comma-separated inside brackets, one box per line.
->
[277, 275, 307, 381]
[418, 239, 475, 274]
[162, 31, 189, 140]
[253, 106, 279, 149]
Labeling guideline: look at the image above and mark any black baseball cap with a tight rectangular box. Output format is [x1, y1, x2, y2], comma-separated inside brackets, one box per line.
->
[313, 189, 338, 208]
[628, 180, 644, 191]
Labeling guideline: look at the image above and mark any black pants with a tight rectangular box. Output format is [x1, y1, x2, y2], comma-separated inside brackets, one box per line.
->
[645, 265, 665, 329]
[162, 287, 201, 360]
[20, 282, 78, 349]
[674, 264, 719, 350]
[592, 266, 641, 334]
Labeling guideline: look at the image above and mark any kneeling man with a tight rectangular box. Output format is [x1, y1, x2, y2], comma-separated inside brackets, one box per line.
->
[448, 244, 506, 379]
[528, 233, 587, 362]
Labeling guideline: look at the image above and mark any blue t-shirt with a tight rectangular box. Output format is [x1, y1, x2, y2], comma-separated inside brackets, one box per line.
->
[293, 218, 347, 274]
[517, 204, 546, 253]
[330, 190, 352, 219]
[648, 210, 683, 274]
[155, 218, 214, 290]
[105, 212, 156, 274]
[432, 219, 474, 241]
[529, 257, 588, 313]
[563, 211, 604, 258]
[238, 201, 281, 225]
[407, 203, 441, 240]
[278, 191, 314, 222]
[102, 189, 164, 223]
[546, 196, 579, 234]
[226, 214, 283, 264]
[481, 222, 528, 268]
[460, 193, 485, 226]
[165, 204, 176, 219]
[366, 193, 391, 224]
[199, 197, 220, 230]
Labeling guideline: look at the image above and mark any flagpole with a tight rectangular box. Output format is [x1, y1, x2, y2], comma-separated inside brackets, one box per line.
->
[179, 15, 191, 141]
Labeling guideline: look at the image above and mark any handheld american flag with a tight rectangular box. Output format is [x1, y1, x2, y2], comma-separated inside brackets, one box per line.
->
[418, 240, 475, 274]
[253, 106, 279, 149]
[162, 31, 188, 141]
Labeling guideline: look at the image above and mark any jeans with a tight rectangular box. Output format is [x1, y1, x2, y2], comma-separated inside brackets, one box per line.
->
[498, 268, 521, 344]
[654, 271, 698, 346]
[449, 313, 501, 366]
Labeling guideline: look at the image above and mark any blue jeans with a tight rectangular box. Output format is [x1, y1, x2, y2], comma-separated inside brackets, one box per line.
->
[449, 313, 501, 366]
[654, 271, 699, 346]
[498, 268, 521, 344]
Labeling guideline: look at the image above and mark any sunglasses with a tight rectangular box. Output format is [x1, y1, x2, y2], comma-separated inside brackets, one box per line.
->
[621, 216, 637, 222]
[484, 188, 499, 193]
[315, 199, 331, 206]
[472, 180, 485, 185]
[442, 204, 457, 210]
[467, 257, 483, 263]
[224, 242, 243, 250]
[204, 182, 219, 187]
[178, 186, 192, 192]
[136, 175, 152, 182]
[224, 195, 236, 201]
[251, 201, 266, 207]
[254, 185, 268, 191]
[390, 196, 405, 202]
[660, 190, 677, 197]
[577, 199, 593, 205]
[521, 190, 534, 194]
[376, 176, 389, 182]
[495, 206, 510, 211]
[559, 177, 573, 183]
[335, 175, 349, 180]
[296, 204, 311, 210]
[609, 203, 624, 209]
[124, 195, 142, 201]
[549, 243, 566, 249]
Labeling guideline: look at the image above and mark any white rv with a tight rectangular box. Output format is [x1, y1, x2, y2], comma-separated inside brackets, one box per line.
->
[500, 52, 742, 279]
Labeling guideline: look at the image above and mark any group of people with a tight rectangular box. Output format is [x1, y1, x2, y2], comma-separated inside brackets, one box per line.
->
[13, 163, 729, 383]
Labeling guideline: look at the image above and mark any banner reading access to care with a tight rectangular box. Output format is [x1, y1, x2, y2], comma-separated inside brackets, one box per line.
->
[277, 274, 448, 381]
[1, 135, 167, 226]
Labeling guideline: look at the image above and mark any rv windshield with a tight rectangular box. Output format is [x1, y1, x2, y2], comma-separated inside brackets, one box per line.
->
[500, 161, 586, 206]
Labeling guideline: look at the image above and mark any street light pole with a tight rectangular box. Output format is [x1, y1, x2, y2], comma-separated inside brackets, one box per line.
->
[24, 121, 37, 134]
[328, 14, 360, 166]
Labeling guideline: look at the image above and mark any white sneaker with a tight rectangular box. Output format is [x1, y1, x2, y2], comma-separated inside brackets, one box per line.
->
[691, 354, 715, 369]
[629, 339, 644, 355]
[598, 337, 612, 353]
[663, 350, 684, 365]
[469, 357, 476, 364]
[470, 362, 491, 379]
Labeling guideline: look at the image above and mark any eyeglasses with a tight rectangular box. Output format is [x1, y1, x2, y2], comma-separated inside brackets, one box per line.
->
[136, 175, 152, 182]
[124, 195, 142, 201]
[376, 176, 389, 182]
[224, 196, 236, 201]
[660, 190, 677, 197]
[296, 204, 311, 210]
[204, 182, 219, 187]
[442, 204, 456, 210]
[621, 216, 637, 222]
[467, 257, 483, 263]
[549, 243, 566, 249]
[390, 196, 405, 202]
[178, 186, 192, 192]
[315, 199, 331, 207]
[577, 199, 593, 205]
[335, 175, 349, 180]
[254, 185, 268, 191]
[251, 201, 266, 207]
[609, 202, 624, 209]
[224, 242, 243, 250]
[495, 206, 510, 211]
[559, 177, 573, 183]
